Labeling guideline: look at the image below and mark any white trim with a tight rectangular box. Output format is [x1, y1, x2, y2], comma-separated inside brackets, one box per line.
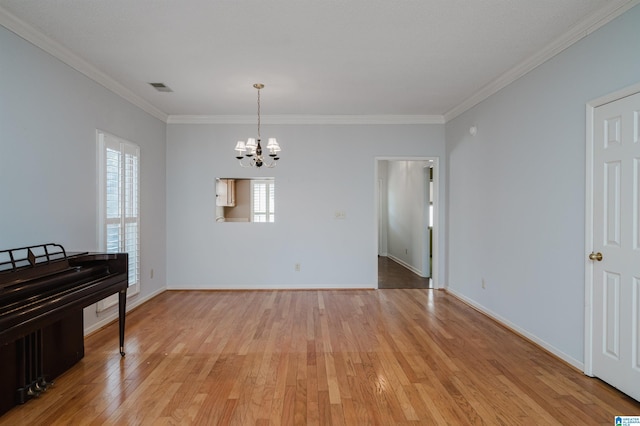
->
[377, 179, 385, 256]
[444, 0, 640, 121]
[96, 130, 106, 253]
[84, 287, 166, 336]
[375, 156, 441, 289]
[0, 6, 168, 122]
[431, 157, 440, 288]
[96, 130, 142, 311]
[584, 101, 596, 377]
[447, 288, 584, 371]
[586, 81, 640, 109]
[167, 283, 376, 290]
[386, 254, 424, 277]
[167, 114, 445, 125]
[583, 81, 640, 376]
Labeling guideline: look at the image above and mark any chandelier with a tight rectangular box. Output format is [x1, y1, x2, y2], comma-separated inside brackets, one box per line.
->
[234, 83, 281, 168]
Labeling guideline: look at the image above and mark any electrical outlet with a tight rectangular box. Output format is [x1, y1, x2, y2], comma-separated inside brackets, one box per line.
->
[295, 263, 301, 272]
[150, 268, 154, 279]
[481, 278, 486, 289]
[334, 210, 346, 219]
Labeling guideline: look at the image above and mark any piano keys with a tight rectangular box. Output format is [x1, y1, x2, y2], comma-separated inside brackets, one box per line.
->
[0, 243, 128, 416]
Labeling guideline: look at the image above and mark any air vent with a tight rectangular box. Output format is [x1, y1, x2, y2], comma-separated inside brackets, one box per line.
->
[149, 82, 173, 92]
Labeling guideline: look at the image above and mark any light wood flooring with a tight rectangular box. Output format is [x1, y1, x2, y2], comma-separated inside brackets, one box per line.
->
[1, 289, 638, 425]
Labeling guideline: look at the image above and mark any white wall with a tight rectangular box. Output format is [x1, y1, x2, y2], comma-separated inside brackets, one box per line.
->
[0, 25, 167, 333]
[167, 123, 445, 289]
[445, 5, 640, 367]
[385, 160, 430, 276]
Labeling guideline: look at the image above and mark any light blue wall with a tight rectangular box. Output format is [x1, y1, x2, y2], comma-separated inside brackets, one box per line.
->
[445, 5, 640, 366]
[166, 123, 445, 289]
[5, 1, 638, 365]
[0, 25, 168, 331]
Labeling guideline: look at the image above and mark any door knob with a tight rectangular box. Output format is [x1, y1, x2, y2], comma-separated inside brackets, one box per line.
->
[589, 252, 603, 261]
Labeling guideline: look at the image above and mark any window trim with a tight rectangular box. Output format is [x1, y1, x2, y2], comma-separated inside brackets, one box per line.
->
[96, 130, 140, 312]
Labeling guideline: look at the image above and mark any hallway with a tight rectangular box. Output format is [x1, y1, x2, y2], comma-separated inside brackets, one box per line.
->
[378, 256, 431, 289]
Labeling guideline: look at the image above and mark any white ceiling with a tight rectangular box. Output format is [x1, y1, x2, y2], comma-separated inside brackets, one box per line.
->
[0, 0, 635, 121]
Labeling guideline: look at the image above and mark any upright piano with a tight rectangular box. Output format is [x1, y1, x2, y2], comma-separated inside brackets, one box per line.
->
[0, 243, 128, 416]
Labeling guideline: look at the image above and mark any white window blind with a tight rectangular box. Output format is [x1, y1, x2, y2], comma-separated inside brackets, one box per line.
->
[251, 180, 275, 222]
[97, 131, 140, 311]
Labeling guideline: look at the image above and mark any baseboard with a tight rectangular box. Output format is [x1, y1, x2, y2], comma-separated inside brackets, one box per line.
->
[445, 288, 584, 372]
[84, 287, 167, 336]
[166, 283, 376, 290]
[386, 254, 426, 277]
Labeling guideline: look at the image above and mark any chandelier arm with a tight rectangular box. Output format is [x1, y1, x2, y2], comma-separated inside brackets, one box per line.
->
[237, 158, 255, 168]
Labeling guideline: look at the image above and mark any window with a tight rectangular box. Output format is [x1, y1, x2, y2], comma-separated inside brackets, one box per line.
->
[97, 130, 140, 311]
[251, 179, 275, 222]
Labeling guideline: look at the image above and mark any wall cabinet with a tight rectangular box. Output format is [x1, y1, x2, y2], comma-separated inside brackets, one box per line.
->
[216, 178, 236, 207]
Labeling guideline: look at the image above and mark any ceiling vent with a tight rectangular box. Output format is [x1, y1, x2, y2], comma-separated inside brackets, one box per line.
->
[149, 82, 173, 92]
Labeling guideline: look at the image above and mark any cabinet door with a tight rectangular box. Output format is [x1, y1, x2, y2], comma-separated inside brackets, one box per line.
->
[216, 179, 236, 207]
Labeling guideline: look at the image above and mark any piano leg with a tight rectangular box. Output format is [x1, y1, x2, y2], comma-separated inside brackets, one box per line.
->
[118, 289, 127, 357]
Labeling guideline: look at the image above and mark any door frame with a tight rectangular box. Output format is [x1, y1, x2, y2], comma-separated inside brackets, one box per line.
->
[584, 81, 640, 376]
[375, 156, 441, 289]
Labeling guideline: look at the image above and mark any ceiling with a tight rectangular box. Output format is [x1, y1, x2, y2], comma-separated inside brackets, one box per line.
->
[0, 0, 634, 121]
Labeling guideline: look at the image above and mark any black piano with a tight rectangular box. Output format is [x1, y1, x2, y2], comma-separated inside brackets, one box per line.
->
[0, 243, 128, 416]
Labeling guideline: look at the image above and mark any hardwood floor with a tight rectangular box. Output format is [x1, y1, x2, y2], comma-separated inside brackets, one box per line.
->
[378, 256, 431, 289]
[1, 290, 638, 425]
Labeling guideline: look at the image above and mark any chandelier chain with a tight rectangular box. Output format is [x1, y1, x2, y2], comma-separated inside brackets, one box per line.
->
[234, 83, 280, 168]
[256, 87, 261, 140]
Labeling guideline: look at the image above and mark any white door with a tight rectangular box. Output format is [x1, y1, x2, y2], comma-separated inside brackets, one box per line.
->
[590, 90, 640, 401]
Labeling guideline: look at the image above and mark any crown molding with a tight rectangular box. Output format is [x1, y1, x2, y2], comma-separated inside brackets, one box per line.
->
[3, 0, 636, 126]
[0, 6, 168, 123]
[443, 0, 640, 122]
[167, 114, 445, 125]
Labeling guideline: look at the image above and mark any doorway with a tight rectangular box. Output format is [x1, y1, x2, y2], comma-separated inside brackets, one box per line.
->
[584, 83, 640, 401]
[376, 157, 439, 289]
